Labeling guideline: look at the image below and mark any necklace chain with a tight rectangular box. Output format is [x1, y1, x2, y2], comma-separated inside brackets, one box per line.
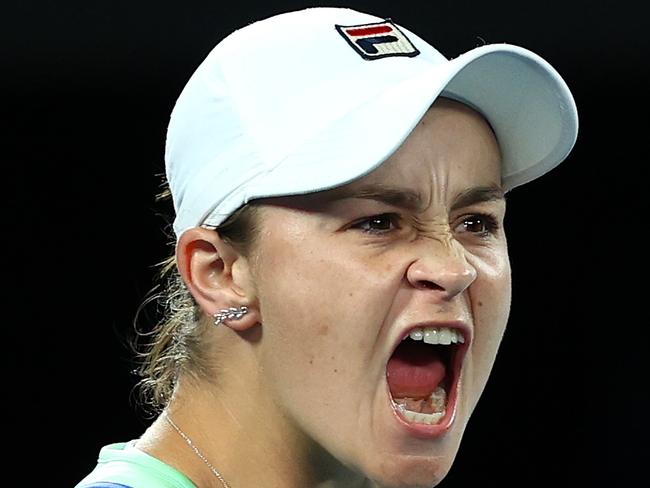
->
[163, 412, 231, 488]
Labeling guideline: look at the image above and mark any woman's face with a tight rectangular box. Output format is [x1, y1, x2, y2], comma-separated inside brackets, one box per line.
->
[247, 98, 511, 487]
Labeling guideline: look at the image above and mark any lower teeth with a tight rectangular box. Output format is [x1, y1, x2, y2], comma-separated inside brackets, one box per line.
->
[400, 409, 445, 425]
[393, 386, 447, 425]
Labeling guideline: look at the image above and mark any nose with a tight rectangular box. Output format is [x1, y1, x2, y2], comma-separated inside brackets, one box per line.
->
[406, 238, 477, 300]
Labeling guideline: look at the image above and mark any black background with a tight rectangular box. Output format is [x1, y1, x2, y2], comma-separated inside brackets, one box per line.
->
[5, 1, 647, 486]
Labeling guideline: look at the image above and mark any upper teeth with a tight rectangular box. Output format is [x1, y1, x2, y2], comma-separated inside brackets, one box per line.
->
[404, 327, 465, 345]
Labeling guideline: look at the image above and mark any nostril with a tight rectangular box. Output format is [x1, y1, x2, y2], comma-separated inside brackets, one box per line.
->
[418, 280, 444, 291]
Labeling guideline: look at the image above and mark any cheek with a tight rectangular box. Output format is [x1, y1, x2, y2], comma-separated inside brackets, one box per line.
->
[252, 235, 402, 404]
[466, 248, 512, 400]
[473, 249, 512, 327]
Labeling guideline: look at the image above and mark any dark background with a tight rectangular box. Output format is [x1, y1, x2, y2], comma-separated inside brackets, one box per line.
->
[5, 0, 647, 486]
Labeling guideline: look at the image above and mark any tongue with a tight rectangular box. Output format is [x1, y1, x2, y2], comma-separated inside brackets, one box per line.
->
[386, 340, 446, 398]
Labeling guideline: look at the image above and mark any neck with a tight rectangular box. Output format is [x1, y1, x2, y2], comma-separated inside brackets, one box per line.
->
[137, 376, 376, 488]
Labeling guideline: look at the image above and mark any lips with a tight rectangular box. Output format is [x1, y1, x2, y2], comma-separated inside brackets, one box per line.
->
[385, 321, 471, 438]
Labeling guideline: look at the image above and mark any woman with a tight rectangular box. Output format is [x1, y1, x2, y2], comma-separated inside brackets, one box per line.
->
[76, 6, 578, 488]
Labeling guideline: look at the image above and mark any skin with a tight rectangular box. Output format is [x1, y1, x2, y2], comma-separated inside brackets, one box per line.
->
[136, 98, 512, 488]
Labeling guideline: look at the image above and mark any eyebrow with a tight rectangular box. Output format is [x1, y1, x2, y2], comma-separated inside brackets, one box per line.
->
[450, 185, 505, 211]
[321, 183, 505, 212]
[323, 184, 427, 211]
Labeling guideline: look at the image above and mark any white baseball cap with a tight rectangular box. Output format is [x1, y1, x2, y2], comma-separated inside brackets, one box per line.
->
[165, 7, 578, 238]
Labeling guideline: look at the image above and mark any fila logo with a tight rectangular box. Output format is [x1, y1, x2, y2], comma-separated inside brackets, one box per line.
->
[335, 19, 420, 60]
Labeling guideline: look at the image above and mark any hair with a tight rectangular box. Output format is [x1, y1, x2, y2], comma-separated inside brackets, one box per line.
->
[133, 180, 262, 414]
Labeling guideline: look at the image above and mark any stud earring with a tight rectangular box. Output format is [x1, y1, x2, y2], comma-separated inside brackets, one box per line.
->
[213, 306, 249, 326]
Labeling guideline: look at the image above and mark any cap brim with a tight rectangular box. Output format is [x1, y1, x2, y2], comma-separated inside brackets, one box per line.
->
[443, 44, 578, 190]
[204, 44, 578, 225]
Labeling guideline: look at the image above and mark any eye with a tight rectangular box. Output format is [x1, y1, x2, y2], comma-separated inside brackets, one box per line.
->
[350, 213, 401, 235]
[456, 213, 500, 237]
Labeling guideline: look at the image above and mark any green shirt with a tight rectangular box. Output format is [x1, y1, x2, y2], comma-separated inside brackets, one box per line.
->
[76, 441, 197, 488]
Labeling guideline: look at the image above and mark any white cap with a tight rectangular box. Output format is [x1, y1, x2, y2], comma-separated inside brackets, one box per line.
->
[165, 7, 578, 238]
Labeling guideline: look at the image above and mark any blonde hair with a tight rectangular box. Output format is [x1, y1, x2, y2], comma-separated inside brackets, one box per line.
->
[133, 181, 262, 413]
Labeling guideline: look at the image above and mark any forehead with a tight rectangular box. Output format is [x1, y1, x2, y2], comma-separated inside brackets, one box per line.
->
[364, 99, 501, 184]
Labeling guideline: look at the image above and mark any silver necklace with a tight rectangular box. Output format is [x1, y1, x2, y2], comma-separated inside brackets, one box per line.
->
[163, 412, 231, 488]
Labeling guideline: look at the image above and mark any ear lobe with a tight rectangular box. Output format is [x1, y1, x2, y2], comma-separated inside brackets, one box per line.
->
[175, 227, 260, 331]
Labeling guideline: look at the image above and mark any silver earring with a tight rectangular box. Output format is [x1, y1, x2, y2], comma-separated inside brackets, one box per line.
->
[213, 306, 248, 326]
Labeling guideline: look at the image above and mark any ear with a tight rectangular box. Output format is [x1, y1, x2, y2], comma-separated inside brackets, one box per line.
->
[175, 227, 260, 331]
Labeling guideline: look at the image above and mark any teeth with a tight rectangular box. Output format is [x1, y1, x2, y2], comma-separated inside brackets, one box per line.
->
[400, 410, 445, 425]
[393, 386, 447, 425]
[407, 326, 465, 344]
[409, 329, 424, 340]
[429, 385, 447, 411]
[439, 328, 452, 345]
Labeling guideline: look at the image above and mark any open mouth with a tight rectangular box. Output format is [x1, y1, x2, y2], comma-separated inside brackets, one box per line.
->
[386, 326, 467, 428]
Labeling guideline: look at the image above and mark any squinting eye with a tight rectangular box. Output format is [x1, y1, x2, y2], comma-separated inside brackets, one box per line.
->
[351, 213, 400, 235]
[458, 214, 500, 237]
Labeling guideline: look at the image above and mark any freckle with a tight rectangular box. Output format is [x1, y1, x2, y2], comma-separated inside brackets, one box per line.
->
[318, 324, 329, 336]
[334, 369, 338, 373]
[478, 301, 483, 307]
[309, 359, 313, 365]
[331, 355, 335, 360]
[348, 292, 353, 297]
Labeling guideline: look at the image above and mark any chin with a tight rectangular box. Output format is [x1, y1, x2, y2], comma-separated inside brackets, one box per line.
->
[357, 448, 457, 488]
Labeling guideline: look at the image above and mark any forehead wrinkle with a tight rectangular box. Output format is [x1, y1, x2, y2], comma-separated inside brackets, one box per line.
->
[287, 178, 504, 219]
[317, 182, 504, 214]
